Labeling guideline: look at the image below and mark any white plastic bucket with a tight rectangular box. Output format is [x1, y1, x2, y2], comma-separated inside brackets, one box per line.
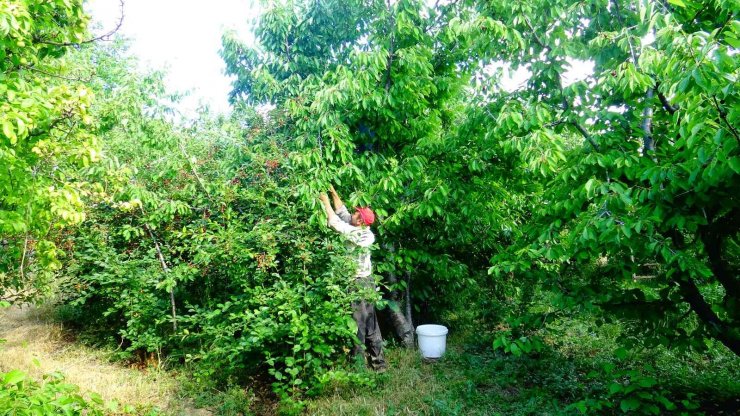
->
[416, 324, 448, 359]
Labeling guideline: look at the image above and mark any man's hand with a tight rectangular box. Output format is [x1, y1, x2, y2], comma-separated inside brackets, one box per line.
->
[318, 193, 334, 226]
[328, 185, 344, 212]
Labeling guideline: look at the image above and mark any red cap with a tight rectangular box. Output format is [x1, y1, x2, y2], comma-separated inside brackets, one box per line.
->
[355, 207, 375, 226]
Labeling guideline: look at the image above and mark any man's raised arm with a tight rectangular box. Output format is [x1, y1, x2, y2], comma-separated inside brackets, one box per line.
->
[318, 193, 338, 225]
[329, 185, 352, 223]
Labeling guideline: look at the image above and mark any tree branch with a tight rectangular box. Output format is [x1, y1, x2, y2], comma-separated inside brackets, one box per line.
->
[642, 88, 655, 153]
[139, 206, 177, 332]
[699, 208, 740, 304]
[384, 0, 395, 94]
[35, 0, 125, 47]
[656, 87, 678, 114]
[523, 16, 551, 53]
[572, 121, 601, 152]
[611, 0, 638, 65]
[21, 65, 95, 83]
[712, 96, 740, 145]
[677, 274, 740, 355]
[669, 228, 740, 355]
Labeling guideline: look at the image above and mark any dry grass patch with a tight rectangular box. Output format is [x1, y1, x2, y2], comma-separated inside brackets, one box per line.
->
[0, 305, 209, 415]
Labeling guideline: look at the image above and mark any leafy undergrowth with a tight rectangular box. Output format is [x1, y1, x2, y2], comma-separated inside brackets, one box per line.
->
[303, 328, 739, 416]
[182, 327, 738, 416]
[3, 303, 738, 415]
[0, 368, 145, 416]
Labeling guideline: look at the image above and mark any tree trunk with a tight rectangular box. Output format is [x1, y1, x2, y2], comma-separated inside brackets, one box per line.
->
[670, 228, 739, 356]
[383, 244, 414, 347]
[677, 275, 740, 356]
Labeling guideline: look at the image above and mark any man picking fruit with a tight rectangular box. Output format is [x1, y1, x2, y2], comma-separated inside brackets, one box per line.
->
[318, 186, 387, 371]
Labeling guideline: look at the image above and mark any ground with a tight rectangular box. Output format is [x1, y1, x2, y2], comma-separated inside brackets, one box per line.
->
[1, 305, 738, 415]
[0, 305, 211, 415]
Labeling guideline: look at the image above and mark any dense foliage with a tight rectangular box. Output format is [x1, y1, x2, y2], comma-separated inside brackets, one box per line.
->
[55, 44, 370, 402]
[0, 0, 97, 303]
[1, 0, 738, 412]
[483, 0, 740, 357]
[222, 0, 739, 357]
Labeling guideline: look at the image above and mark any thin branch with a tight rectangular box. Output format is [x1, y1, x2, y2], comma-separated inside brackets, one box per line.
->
[572, 121, 601, 152]
[177, 136, 210, 198]
[35, 0, 125, 47]
[404, 272, 413, 331]
[422, 0, 461, 36]
[655, 83, 678, 114]
[22, 65, 94, 83]
[19, 234, 29, 282]
[317, 129, 324, 160]
[27, 114, 75, 139]
[642, 88, 655, 153]
[0, 287, 35, 303]
[384, 0, 395, 94]
[611, 0, 638, 65]
[525, 18, 599, 153]
[522, 10, 606, 155]
[712, 96, 740, 145]
[139, 206, 178, 331]
[284, 33, 292, 64]
[523, 16, 551, 53]
[545, 119, 568, 128]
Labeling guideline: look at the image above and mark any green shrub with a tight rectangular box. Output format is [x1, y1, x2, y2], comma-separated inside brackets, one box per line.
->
[58, 101, 369, 397]
[567, 360, 701, 415]
[0, 369, 110, 415]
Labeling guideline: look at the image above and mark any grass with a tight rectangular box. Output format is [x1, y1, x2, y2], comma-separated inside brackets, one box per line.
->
[307, 342, 572, 416]
[2, 304, 738, 415]
[305, 322, 740, 416]
[0, 305, 211, 415]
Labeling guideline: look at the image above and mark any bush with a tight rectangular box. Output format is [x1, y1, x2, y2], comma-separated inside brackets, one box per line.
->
[58, 106, 370, 398]
[0, 369, 112, 415]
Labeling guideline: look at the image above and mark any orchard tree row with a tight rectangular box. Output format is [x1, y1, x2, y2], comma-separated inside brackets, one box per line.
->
[1, 0, 738, 408]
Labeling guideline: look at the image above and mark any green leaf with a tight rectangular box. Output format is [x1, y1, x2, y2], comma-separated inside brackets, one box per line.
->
[2, 120, 16, 144]
[509, 342, 521, 356]
[585, 178, 596, 196]
[3, 369, 26, 385]
[89, 392, 105, 405]
[637, 377, 657, 388]
[728, 157, 740, 174]
[346, 316, 357, 333]
[667, 0, 686, 7]
[620, 398, 641, 412]
[614, 347, 629, 360]
[105, 400, 120, 412]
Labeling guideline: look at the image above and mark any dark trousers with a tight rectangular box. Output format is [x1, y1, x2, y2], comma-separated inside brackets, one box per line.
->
[351, 299, 387, 369]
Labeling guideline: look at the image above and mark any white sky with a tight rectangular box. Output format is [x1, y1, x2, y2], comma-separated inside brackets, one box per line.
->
[86, 0, 260, 116]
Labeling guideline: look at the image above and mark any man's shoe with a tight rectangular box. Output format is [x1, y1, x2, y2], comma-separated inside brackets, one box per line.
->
[371, 360, 388, 373]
